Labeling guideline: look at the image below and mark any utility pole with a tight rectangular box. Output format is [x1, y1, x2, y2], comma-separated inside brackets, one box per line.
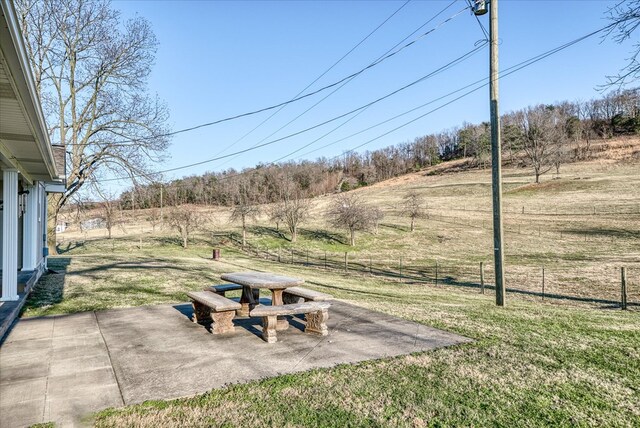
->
[489, 0, 505, 306]
[474, 0, 505, 306]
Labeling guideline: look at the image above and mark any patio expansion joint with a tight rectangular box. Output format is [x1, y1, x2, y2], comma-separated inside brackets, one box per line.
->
[94, 311, 126, 407]
[291, 306, 358, 371]
[41, 315, 56, 423]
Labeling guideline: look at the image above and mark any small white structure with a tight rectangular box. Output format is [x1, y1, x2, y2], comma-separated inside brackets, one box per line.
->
[80, 218, 106, 231]
[55, 222, 68, 234]
[0, 0, 65, 301]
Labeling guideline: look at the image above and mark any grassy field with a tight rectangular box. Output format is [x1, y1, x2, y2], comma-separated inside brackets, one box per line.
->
[56, 150, 640, 307]
[22, 144, 639, 426]
[24, 252, 639, 427]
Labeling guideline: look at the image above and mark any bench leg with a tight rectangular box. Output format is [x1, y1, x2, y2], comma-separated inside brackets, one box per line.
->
[271, 289, 289, 331]
[305, 309, 329, 336]
[238, 287, 260, 317]
[211, 310, 236, 334]
[282, 292, 304, 305]
[261, 315, 278, 343]
[192, 301, 212, 324]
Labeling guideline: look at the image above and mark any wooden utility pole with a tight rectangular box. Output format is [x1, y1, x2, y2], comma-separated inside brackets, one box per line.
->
[621, 267, 627, 310]
[489, 0, 505, 306]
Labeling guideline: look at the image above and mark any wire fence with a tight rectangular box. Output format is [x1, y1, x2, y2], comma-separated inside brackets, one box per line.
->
[420, 211, 639, 245]
[438, 203, 640, 217]
[237, 244, 638, 310]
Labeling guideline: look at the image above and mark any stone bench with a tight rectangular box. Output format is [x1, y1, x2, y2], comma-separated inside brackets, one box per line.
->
[208, 284, 259, 317]
[187, 290, 241, 334]
[207, 283, 242, 296]
[282, 286, 333, 304]
[250, 301, 331, 343]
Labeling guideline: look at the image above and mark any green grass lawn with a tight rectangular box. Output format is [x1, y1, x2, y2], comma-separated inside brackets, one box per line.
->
[27, 159, 639, 426]
[23, 247, 640, 427]
[93, 267, 639, 427]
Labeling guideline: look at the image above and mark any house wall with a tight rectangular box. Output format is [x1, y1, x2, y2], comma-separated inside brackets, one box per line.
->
[17, 183, 23, 270]
[0, 180, 47, 271]
[37, 182, 45, 266]
[0, 182, 3, 266]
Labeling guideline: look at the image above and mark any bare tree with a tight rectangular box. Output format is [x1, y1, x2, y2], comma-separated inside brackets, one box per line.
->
[270, 179, 310, 243]
[268, 202, 285, 232]
[515, 105, 564, 183]
[327, 194, 372, 246]
[147, 208, 162, 233]
[93, 186, 119, 239]
[605, 1, 640, 87]
[17, 0, 170, 251]
[369, 206, 385, 235]
[166, 205, 206, 249]
[402, 191, 427, 232]
[229, 182, 260, 247]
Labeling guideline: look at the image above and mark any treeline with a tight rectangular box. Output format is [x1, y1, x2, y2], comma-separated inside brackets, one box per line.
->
[119, 87, 639, 208]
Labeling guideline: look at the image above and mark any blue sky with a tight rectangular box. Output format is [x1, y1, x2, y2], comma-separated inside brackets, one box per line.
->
[111, 0, 634, 184]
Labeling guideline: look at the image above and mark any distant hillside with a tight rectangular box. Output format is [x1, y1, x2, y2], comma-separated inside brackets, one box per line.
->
[113, 88, 639, 211]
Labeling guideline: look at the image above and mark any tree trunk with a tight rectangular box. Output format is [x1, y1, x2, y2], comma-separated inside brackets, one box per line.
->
[410, 218, 415, 232]
[242, 216, 246, 247]
[47, 195, 61, 255]
[350, 229, 355, 246]
[182, 229, 188, 248]
[291, 226, 297, 243]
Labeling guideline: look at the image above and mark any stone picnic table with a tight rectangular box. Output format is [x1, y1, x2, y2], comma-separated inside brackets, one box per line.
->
[220, 272, 304, 330]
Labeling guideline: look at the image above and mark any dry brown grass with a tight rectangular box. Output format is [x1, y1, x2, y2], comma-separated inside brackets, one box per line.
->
[58, 140, 640, 308]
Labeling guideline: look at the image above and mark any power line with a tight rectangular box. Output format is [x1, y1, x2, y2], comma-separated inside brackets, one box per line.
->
[95, 19, 621, 187]
[212, 0, 462, 169]
[208, 0, 413, 161]
[331, 23, 617, 159]
[92, 43, 487, 183]
[275, 46, 488, 163]
[466, 0, 489, 40]
[66, 2, 470, 148]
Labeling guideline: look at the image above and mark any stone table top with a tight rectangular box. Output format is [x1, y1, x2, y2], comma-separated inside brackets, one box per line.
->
[220, 272, 305, 290]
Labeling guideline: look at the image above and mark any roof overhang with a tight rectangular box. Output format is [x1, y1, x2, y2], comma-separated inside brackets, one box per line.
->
[0, 0, 62, 185]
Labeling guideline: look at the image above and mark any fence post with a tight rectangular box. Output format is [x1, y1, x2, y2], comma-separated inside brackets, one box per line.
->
[480, 262, 484, 294]
[435, 261, 439, 287]
[344, 252, 348, 272]
[324, 251, 327, 270]
[278, 247, 281, 263]
[291, 248, 294, 264]
[621, 267, 627, 310]
[400, 256, 403, 278]
[306, 250, 309, 265]
[542, 267, 545, 300]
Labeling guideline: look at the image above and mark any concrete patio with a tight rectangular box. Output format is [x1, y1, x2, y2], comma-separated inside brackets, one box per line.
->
[0, 300, 470, 427]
